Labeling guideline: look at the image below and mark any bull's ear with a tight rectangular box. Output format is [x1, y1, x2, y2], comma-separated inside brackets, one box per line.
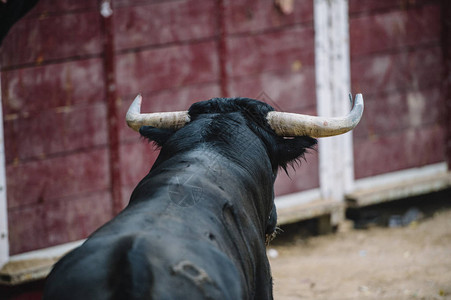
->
[139, 126, 176, 148]
[276, 136, 317, 171]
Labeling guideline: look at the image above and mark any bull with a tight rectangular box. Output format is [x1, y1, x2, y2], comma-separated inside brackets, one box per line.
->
[43, 94, 363, 299]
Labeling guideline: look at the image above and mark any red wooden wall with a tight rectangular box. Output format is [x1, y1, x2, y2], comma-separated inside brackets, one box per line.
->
[1, 1, 113, 255]
[0, 0, 449, 258]
[349, 0, 446, 179]
[0, 0, 318, 255]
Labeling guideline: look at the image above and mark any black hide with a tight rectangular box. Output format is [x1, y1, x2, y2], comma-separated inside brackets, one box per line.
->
[43, 98, 316, 300]
[0, 0, 39, 45]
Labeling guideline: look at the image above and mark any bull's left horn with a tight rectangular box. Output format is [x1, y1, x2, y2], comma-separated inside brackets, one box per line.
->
[266, 93, 364, 137]
[126, 94, 190, 132]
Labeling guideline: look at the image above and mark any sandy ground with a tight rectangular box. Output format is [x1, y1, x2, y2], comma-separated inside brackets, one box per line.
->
[268, 207, 451, 300]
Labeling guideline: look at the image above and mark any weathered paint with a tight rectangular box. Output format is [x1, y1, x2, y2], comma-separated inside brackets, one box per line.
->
[348, 162, 448, 210]
[8, 190, 112, 255]
[114, 0, 217, 51]
[349, 0, 439, 15]
[6, 148, 110, 210]
[351, 46, 443, 95]
[315, 0, 354, 202]
[115, 41, 220, 97]
[350, 0, 446, 179]
[217, 0, 229, 97]
[444, 0, 451, 169]
[274, 153, 320, 195]
[100, 0, 122, 215]
[0, 72, 8, 269]
[354, 125, 445, 179]
[0, 10, 102, 68]
[352, 88, 442, 140]
[226, 27, 315, 78]
[350, 4, 441, 57]
[1, 59, 105, 115]
[223, 0, 313, 35]
[3, 102, 108, 164]
[228, 69, 317, 111]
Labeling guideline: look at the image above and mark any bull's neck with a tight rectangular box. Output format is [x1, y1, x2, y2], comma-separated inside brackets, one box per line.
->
[146, 145, 275, 236]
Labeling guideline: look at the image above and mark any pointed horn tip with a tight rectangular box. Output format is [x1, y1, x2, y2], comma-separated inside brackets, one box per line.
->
[126, 94, 144, 132]
[354, 93, 363, 103]
[266, 93, 364, 137]
[348, 93, 364, 108]
[127, 94, 143, 115]
[133, 94, 143, 109]
[354, 94, 364, 110]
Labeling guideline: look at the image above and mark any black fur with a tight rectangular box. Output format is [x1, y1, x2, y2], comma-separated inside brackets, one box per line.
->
[44, 97, 317, 300]
[0, 0, 39, 45]
[141, 97, 317, 172]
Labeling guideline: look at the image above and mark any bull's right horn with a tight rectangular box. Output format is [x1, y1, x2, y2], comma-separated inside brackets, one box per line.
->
[266, 93, 364, 137]
[126, 94, 190, 132]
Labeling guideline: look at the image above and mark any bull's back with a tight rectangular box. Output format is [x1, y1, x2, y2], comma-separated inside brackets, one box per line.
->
[44, 235, 153, 300]
[44, 233, 242, 300]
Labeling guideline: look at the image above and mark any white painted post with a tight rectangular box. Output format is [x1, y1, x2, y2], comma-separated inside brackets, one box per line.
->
[314, 0, 355, 206]
[0, 72, 9, 268]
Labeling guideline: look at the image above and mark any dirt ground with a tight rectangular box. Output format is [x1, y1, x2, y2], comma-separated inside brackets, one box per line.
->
[268, 197, 451, 300]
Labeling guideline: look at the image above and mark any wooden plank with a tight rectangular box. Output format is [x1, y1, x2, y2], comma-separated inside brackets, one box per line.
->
[114, 0, 216, 51]
[0, 11, 102, 68]
[119, 142, 158, 188]
[226, 27, 315, 78]
[351, 87, 442, 140]
[118, 142, 159, 210]
[39, 191, 112, 251]
[351, 46, 443, 95]
[101, 0, 123, 215]
[0, 240, 83, 285]
[350, 4, 441, 56]
[223, 0, 313, 35]
[1, 257, 56, 285]
[7, 205, 46, 254]
[314, 0, 354, 203]
[5, 148, 109, 209]
[227, 68, 317, 112]
[8, 191, 111, 255]
[1, 58, 105, 115]
[347, 172, 451, 208]
[349, 0, 439, 15]
[115, 41, 220, 96]
[114, 0, 176, 7]
[0, 73, 8, 268]
[444, 0, 451, 169]
[274, 153, 319, 196]
[277, 198, 344, 226]
[3, 103, 108, 164]
[353, 125, 446, 179]
[24, 0, 98, 17]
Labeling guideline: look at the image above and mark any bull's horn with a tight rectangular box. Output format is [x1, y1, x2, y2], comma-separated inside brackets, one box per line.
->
[266, 93, 364, 137]
[126, 94, 190, 132]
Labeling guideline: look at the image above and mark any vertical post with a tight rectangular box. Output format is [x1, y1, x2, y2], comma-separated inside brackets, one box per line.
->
[314, 0, 354, 202]
[217, 0, 229, 98]
[0, 72, 9, 268]
[443, 0, 451, 170]
[100, 0, 123, 215]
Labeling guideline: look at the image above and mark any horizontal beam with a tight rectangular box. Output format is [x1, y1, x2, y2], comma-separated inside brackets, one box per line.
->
[347, 163, 449, 207]
[0, 240, 83, 285]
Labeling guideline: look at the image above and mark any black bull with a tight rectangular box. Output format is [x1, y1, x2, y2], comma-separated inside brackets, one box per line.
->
[43, 98, 317, 299]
